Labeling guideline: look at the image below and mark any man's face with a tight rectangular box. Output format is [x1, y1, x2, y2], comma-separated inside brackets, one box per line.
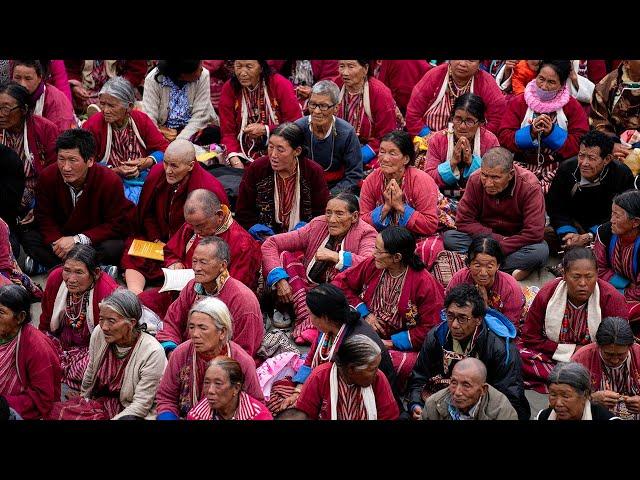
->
[448, 367, 487, 413]
[578, 144, 610, 182]
[445, 302, 482, 342]
[185, 208, 222, 237]
[57, 148, 93, 188]
[480, 164, 513, 196]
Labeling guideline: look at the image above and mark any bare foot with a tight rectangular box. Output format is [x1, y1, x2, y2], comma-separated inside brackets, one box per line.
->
[512, 269, 531, 281]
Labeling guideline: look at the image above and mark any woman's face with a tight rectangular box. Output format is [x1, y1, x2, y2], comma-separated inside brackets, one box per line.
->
[62, 259, 95, 295]
[563, 259, 597, 305]
[548, 383, 588, 420]
[449, 60, 480, 82]
[203, 365, 241, 412]
[99, 306, 135, 345]
[468, 252, 499, 287]
[451, 108, 481, 140]
[0, 92, 25, 130]
[344, 354, 381, 388]
[234, 60, 262, 88]
[611, 203, 640, 236]
[188, 311, 225, 355]
[600, 343, 631, 368]
[325, 198, 358, 238]
[268, 134, 300, 173]
[308, 93, 336, 130]
[98, 93, 130, 126]
[338, 60, 368, 90]
[535, 65, 562, 92]
[308, 311, 333, 334]
[373, 234, 398, 270]
[0, 302, 25, 339]
[12, 65, 42, 95]
[378, 140, 409, 178]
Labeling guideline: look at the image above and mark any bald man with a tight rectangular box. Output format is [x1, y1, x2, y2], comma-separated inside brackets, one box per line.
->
[421, 358, 518, 420]
[121, 139, 230, 294]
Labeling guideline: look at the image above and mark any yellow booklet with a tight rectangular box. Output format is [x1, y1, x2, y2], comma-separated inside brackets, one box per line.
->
[128, 239, 165, 261]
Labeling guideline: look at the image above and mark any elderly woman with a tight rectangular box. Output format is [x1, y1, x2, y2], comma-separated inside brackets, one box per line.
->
[333, 60, 398, 167]
[0, 285, 61, 420]
[520, 247, 629, 392]
[219, 60, 301, 165]
[143, 60, 220, 144]
[156, 297, 262, 420]
[333, 227, 444, 386]
[447, 235, 525, 328]
[48, 288, 166, 420]
[406, 60, 506, 137]
[12, 59, 75, 132]
[360, 130, 441, 268]
[187, 357, 272, 420]
[573, 317, 640, 420]
[83, 77, 169, 204]
[498, 60, 589, 193]
[296, 334, 399, 420]
[595, 190, 640, 322]
[267, 283, 396, 415]
[38, 245, 118, 392]
[294, 80, 363, 194]
[235, 122, 329, 240]
[261, 193, 377, 343]
[422, 93, 500, 199]
[536, 362, 619, 420]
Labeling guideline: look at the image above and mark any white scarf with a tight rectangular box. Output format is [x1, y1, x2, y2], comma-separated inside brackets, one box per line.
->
[445, 122, 482, 165]
[49, 280, 96, 333]
[101, 115, 146, 164]
[337, 78, 373, 125]
[238, 80, 277, 160]
[329, 363, 377, 420]
[544, 280, 601, 343]
[34, 84, 46, 117]
[427, 67, 476, 114]
[548, 399, 593, 420]
[273, 162, 301, 231]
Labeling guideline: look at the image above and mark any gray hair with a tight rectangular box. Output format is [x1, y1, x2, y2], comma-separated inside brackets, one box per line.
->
[99, 288, 143, 322]
[595, 317, 635, 346]
[482, 146, 514, 173]
[197, 236, 231, 264]
[548, 362, 591, 397]
[184, 188, 221, 217]
[311, 80, 340, 105]
[335, 334, 381, 370]
[99, 76, 137, 107]
[453, 357, 488, 383]
[189, 296, 233, 341]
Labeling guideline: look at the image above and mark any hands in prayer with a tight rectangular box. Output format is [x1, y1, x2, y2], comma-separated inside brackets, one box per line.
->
[530, 114, 553, 138]
[451, 136, 472, 171]
[382, 179, 405, 217]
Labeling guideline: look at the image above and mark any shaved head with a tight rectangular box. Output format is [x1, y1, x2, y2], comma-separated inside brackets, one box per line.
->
[452, 358, 487, 383]
[165, 139, 196, 164]
[185, 188, 221, 217]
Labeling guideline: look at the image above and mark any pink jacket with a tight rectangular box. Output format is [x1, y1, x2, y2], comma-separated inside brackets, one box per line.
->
[41, 83, 76, 132]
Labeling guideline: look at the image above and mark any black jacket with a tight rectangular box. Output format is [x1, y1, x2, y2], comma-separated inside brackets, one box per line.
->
[406, 321, 531, 421]
[548, 157, 634, 236]
[0, 144, 25, 230]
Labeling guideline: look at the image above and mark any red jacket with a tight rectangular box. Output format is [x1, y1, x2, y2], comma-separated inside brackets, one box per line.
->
[406, 63, 506, 135]
[41, 83, 76, 132]
[377, 60, 431, 113]
[572, 342, 640, 392]
[218, 73, 302, 155]
[456, 164, 545, 256]
[65, 60, 149, 88]
[35, 163, 135, 245]
[25, 115, 59, 174]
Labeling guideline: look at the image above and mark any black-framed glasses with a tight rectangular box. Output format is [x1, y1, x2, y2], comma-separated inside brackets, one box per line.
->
[451, 115, 479, 127]
[444, 311, 474, 325]
[308, 102, 336, 112]
[0, 105, 21, 115]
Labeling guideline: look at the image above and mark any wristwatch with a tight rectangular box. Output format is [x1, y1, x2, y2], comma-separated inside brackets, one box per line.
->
[586, 232, 594, 242]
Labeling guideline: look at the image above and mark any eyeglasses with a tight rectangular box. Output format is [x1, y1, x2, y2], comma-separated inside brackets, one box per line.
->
[0, 105, 21, 115]
[451, 115, 479, 127]
[444, 311, 474, 325]
[308, 102, 336, 112]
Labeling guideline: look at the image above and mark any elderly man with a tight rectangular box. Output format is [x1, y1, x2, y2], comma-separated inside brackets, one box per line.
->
[406, 284, 530, 420]
[139, 189, 260, 318]
[155, 236, 263, 359]
[29, 129, 134, 274]
[547, 130, 634, 254]
[421, 358, 518, 420]
[121, 139, 229, 294]
[444, 146, 548, 281]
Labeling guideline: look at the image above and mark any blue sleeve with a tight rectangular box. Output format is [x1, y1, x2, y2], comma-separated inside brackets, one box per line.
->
[248, 223, 276, 240]
[161, 341, 177, 354]
[356, 302, 370, 318]
[463, 154, 482, 178]
[391, 330, 412, 351]
[397, 204, 416, 227]
[266, 267, 289, 287]
[371, 205, 391, 231]
[437, 161, 459, 185]
[515, 125, 536, 149]
[156, 411, 179, 420]
[542, 124, 568, 151]
[340, 251, 352, 271]
[609, 273, 631, 290]
[293, 221, 307, 230]
[418, 126, 431, 137]
[292, 365, 312, 384]
[361, 144, 376, 164]
[556, 225, 579, 235]
[149, 151, 164, 164]
[589, 225, 599, 235]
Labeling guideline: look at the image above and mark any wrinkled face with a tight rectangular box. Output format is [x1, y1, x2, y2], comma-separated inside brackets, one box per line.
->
[99, 93, 130, 125]
[345, 354, 381, 388]
[57, 148, 94, 188]
[12, 64, 42, 94]
[480, 164, 513, 196]
[610, 203, 640, 236]
[62, 259, 95, 294]
[163, 155, 194, 185]
[600, 343, 631, 368]
[449, 60, 480, 81]
[548, 383, 587, 420]
[563, 259, 597, 305]
[0, 302, 24, 339]
[378, 140, 409, 178]
[99, 306, 135, 345]
[445, 302, 482, 342]
[268, 134, 300, 173]
[188, 311, 225, 355]
[234, 60, 262, 88]
[468, 252, 499, 287]
[451, 108, 480, 140]
[373, 235, 396, 270]
[448, 368, 486, 412]
[185, 208, 221, 237]
[308, 93, 336, 128]
[0, 92, 25, 130]
[578, 145, 610, 182]
[325, 198, 358, 238]
[204, 364, 241, 411]
[338, 60, 368, 89]
[535, 65, 562, 92]
[192, 244, 225, 285]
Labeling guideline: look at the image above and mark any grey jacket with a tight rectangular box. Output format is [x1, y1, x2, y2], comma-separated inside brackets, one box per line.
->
[422, 384, 519, 420]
